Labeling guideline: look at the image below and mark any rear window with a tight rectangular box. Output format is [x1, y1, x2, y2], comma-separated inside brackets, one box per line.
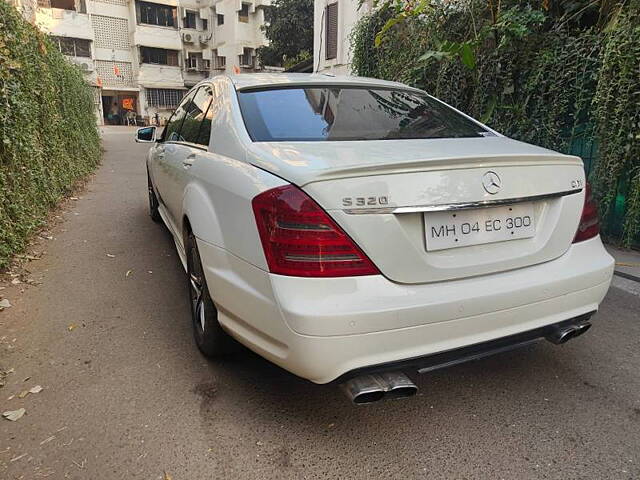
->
[237, 86, 490, 142]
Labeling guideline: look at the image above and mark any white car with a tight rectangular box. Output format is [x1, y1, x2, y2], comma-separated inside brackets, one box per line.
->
[137, 74, 614, 403]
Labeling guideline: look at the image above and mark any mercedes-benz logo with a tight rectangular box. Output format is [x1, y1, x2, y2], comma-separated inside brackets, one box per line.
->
[482, 171, 502, 195]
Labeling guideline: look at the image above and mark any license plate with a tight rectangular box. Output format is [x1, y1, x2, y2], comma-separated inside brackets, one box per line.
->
[424, 203, 535, 251]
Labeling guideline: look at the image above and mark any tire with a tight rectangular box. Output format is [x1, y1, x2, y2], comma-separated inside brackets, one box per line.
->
[186, 231, 236, 357]
[148, 174, 162, 223]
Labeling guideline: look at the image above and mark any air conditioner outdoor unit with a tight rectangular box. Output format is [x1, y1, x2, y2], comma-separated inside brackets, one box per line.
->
[182, 32, 194, 43]
[70, 58, 94, 72]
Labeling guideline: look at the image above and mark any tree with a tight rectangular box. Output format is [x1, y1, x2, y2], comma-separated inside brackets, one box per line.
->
[257, 0, 313, 68]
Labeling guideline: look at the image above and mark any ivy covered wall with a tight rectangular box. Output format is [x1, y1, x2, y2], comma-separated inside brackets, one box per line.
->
[351, 0, 640, 246]
[0, 2, 101, 267]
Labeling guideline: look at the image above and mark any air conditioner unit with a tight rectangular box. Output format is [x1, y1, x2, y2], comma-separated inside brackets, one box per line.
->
[70, 57, 94, 72]
[182, 32, 194, 43]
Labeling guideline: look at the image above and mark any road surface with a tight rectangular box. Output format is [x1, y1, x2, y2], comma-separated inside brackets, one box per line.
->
[1, 127, 639, 479]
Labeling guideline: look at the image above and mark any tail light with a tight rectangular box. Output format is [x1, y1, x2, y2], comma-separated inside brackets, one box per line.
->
[573, 183, 600, 243]
[252, 185, 380, 277]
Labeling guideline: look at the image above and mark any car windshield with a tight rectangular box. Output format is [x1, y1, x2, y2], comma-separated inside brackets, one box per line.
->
[237, 86, 491, 142]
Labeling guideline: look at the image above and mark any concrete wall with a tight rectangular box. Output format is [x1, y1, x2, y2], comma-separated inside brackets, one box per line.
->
[313, 0, 370, 74]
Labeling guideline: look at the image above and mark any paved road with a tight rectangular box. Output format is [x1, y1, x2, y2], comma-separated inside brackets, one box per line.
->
[1, 127, 639, 479]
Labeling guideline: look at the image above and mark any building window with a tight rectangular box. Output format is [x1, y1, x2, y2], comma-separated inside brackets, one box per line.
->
[186, 52, 205, 70]
[213, 50, 226, 70]
[137, 1, 177, 28]
[325, 2, 338, 60]
[239, 47, 254, 67]
[238, 3, 249, 23]
[184, 10, 197, 29]
[51, 36, 91, 57]
[140, 47, 179, 66]
[201, 18, 208, 31]
[216, 14, 224, 25]
[43, 0, 73, 10]
[146, 88, 185, 108]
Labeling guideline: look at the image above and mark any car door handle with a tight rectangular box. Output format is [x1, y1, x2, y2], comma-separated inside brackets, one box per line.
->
[182, 154, 196, 168]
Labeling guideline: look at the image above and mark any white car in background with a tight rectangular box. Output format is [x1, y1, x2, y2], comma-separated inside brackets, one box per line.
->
[136, 74, 614, 404]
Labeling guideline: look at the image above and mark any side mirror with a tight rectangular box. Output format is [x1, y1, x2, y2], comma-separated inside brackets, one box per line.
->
[135, 126, 156, 143]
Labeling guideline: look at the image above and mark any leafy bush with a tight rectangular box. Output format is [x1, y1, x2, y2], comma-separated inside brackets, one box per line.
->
[0, 2, 101, 268]
[351, 0, 640, 245]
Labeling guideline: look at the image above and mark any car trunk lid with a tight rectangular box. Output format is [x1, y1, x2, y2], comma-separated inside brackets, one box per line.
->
[246, 137, 585, 283]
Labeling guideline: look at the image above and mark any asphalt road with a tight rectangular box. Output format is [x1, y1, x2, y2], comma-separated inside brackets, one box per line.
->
[1, 127, 639, 479]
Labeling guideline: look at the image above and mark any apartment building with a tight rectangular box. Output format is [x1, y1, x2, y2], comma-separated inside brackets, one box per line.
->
[15, 0, 270, 124]
[313, 0, 369, 74]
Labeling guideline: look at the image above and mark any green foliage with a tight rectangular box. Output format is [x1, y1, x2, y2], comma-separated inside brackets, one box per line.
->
[257, 0, 313, 67]
[592, 1, 640, 245]
[351, 0, 640, 245]
[0, 2, 101, 268]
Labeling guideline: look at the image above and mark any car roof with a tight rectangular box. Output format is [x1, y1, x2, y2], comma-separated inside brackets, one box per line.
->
[221, 73, 424, 92]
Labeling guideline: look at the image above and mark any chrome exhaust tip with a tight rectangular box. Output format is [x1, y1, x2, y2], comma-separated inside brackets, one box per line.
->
[546, 321, 592, 345]
[377, 371, 418, 400]
[341, 372, 417, 404]
[546, 325, 579, 344]
[341, 375, 385, 404]
[575, 322, 592, 336]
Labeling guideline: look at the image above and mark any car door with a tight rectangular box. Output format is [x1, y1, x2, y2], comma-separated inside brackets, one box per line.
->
[160, 85, 214, 232]
[151, 89, 195, 230]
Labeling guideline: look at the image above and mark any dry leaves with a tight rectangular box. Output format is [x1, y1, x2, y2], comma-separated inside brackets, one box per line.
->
[3, 408, 26, 421]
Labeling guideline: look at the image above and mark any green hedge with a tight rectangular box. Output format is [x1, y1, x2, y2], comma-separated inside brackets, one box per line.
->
[351, 1, 640, 246]
[0, 2, 101, 268]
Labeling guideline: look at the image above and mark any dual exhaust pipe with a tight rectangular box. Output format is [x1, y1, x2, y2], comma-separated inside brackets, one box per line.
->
[341, 371, 417, 405]
[545, 321, 592, 345]
[342, 320, 593, 404]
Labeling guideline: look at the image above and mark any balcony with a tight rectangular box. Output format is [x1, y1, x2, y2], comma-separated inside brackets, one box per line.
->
[133, 25, 182, 50]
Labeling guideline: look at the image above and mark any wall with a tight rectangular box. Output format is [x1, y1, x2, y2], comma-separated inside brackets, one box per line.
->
[313, 0, 369, 74]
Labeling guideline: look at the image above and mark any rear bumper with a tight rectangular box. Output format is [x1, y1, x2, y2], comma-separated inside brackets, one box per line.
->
[200, 236, 614, 384]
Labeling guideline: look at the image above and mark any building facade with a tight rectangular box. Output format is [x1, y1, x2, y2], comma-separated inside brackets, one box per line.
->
[17, 0, 270, 124]
[313, 0, 369, 75]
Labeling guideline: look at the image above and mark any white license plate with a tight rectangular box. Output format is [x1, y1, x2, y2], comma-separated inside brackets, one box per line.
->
[424, 203, 535, 251]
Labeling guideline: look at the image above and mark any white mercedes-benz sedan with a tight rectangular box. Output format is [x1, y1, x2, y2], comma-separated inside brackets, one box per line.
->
[137, 73, 614, 403]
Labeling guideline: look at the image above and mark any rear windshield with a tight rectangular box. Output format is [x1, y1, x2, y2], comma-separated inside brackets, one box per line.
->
[237, 86, 490, 142]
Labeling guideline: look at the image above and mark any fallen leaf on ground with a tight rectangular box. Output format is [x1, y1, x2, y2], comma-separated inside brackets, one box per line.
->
[29, 385, 43, 394]
[70, 197, 79, 200]
[0, 299, 11, 310]
[11, 278, 21, 285]
[163, 471, 173, 480]
[18, 390, 29, 398]
[125, 270, 133, 278]
[106, 254, 115, 258]
[3, 408, 26, 421]
[67, 324, 77, 331]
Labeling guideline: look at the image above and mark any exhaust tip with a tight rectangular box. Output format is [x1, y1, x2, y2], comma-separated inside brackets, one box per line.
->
[341, 375, 385, 405]
[341, 372, 418, 404]
[352, 390, 385, 405]
[546, 325, 579, 345]
[384, 385, 418, 400]
[576, 322, 592, 335]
